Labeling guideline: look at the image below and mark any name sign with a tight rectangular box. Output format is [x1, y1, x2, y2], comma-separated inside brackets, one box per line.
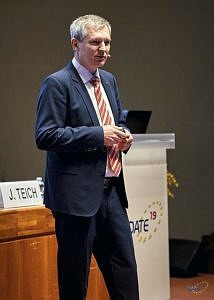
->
[0, 180, 43, 208]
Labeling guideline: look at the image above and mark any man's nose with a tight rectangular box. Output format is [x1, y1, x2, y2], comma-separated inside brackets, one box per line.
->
[98, 42, 106, 51]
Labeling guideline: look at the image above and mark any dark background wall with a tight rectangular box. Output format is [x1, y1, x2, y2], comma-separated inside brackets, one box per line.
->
[0, 0, 213, 241]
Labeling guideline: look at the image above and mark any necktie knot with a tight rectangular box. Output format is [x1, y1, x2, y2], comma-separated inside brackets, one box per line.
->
[91, 76, 100, 87]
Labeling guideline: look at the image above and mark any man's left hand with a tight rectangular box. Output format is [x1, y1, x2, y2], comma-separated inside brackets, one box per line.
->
[118, 129, 133, 151]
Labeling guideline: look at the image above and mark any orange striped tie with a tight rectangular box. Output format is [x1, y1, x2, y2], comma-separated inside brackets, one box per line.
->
[91, 77, 122, 176]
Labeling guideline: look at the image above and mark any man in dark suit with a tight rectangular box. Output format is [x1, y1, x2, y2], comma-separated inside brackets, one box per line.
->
[35, 14, 139, 300]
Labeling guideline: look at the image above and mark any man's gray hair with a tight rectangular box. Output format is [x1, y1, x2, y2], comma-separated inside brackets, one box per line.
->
[70, 14, 111, 41]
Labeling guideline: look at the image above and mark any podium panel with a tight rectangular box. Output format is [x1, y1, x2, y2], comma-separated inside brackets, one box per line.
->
[123, 134, 175, 300]
[0, 206, 109, 300]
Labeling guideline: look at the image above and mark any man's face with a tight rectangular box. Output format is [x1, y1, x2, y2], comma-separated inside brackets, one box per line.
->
[72, 26, 111, 73]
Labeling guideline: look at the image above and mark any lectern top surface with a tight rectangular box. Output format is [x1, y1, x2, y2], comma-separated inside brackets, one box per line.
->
[132, 133, 175, 149]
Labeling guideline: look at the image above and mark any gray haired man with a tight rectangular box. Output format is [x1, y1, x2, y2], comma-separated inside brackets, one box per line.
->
[35, 14, 139, 300]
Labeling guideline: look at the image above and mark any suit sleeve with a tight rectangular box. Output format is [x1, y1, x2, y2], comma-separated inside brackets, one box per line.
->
[112, 76, 131, 137]
[35, 76, 104, 153]
[111, 75, 127, 129]
[111, 75, 132, 154]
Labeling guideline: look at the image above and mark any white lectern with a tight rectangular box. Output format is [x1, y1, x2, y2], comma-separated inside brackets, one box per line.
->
[123, 134, 175, 300]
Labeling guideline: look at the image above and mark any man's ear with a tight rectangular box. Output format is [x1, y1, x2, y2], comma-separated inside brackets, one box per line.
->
[71, 38, 79, 51]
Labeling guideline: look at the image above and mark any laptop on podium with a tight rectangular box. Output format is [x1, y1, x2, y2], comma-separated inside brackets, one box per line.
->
[124, 110, 152, 134]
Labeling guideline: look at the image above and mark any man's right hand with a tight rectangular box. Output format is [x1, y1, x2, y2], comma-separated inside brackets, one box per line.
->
[103, 125, 129, 147]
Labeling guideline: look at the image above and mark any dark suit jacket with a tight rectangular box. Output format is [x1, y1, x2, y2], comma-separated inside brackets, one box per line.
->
[35, 62, 128, 216]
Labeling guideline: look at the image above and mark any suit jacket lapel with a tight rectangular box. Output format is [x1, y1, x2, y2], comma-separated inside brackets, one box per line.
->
[68, 63, 100, 126]
[67, 62, 118, 125]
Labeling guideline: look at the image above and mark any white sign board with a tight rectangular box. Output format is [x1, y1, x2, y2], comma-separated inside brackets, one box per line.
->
[0, 180, 43, 208]
[123, 145, 170, 300]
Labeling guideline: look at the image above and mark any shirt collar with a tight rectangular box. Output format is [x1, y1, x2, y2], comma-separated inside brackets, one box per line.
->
[72, 57, 100, 84]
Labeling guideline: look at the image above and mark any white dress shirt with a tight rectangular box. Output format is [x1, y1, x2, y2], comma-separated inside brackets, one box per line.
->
[72, 57, 116, 177]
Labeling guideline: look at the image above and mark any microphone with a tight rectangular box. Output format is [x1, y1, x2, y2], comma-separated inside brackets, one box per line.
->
[108, 54, 111, 58]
